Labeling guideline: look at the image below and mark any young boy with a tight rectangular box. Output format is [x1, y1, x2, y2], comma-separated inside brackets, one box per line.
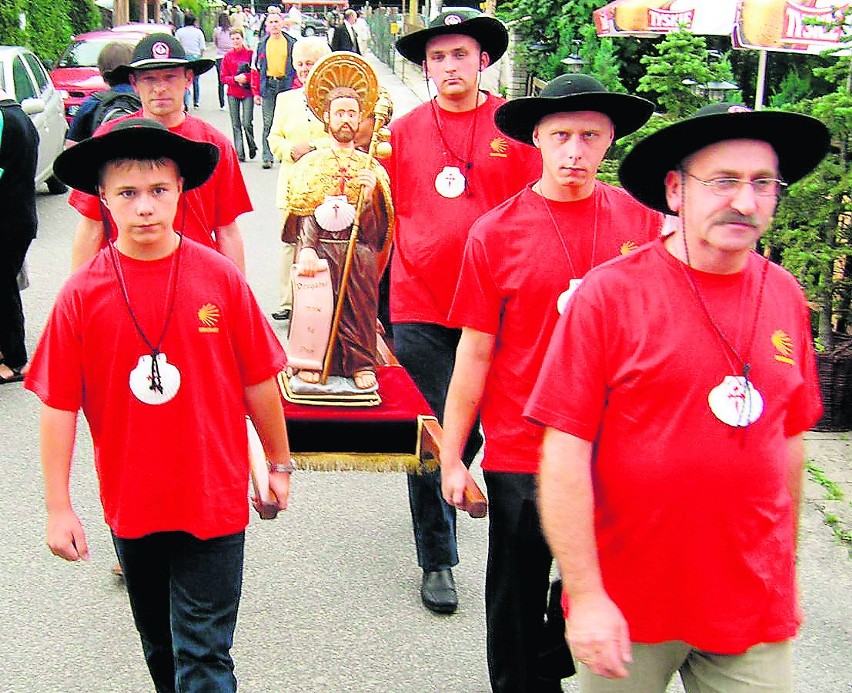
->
[26, 118, 292, 692]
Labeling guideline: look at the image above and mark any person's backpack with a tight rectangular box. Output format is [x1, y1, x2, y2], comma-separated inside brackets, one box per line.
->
[90, 90, 142, 132]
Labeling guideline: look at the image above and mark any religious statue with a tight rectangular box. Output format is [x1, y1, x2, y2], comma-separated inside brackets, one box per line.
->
[282, 52, 393, 402]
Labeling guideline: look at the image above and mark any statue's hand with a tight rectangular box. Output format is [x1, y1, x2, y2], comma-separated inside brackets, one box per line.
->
[357, 169, 377, 198]
[296, 247, 321, 276]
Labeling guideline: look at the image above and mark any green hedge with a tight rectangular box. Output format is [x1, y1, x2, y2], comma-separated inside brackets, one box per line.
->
[0, 0, 100, 62]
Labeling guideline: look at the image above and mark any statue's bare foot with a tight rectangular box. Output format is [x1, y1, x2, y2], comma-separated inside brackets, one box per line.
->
[353, 370, 377, 389]
[297, 370, 321, 384]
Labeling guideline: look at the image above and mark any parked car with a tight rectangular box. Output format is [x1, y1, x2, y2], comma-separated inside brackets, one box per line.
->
[301, 13, 328, 37]
[0, 46, 68, 193]
[50, 25, 171, 123]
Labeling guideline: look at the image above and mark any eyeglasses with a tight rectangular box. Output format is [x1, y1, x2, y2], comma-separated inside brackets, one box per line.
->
[683, 172, 787, 197]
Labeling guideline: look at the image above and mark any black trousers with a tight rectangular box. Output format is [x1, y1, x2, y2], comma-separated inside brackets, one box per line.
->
[484, 471, 565, 693]
[0, 236, 32, 370]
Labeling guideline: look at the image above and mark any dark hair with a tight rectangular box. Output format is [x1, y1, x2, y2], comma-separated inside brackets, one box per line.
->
[98, 41, 133, 86]
[183, 13, 196, 26]
[217, 12, 231, 30]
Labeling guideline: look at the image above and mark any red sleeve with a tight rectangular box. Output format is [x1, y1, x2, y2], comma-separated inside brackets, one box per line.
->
[209, 137, 252, 228]
[250, 67, 260, 97]
[448, 227, 502, 335]
[24, 282, 85, 412]
[783, 296, 824, 436]
[228, 272, 287, 385]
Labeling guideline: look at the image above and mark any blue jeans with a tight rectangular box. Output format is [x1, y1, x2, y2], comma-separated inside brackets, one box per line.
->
[227, 95, 256, 160]
[112, 531, 245, 693]
[261, 82, 288, 163]
[394, 322, 483, 571]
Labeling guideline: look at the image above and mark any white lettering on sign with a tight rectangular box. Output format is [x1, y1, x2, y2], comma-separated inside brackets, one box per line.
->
[783, 3, 847, 45]
[648, 9, 696, 31]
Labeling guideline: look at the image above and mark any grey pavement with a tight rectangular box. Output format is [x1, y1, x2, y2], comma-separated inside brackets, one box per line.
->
[0, 53, 851, 692]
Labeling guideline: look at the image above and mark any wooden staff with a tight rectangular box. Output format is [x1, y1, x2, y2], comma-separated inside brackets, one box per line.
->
[320, 93, 392, 384]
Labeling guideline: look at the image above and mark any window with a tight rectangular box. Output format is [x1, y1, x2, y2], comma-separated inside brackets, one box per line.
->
[23, 52, 50, 97]
[12, 55, 36, 101]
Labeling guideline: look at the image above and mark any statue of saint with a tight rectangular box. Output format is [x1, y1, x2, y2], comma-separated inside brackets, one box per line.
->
[284, 78, 393, 395]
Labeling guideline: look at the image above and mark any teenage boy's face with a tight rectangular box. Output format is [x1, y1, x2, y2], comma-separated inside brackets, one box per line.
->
[533, 111, 614, 199]
[99, 159, 183, 257]
[131, 67, 192, 119]
[424, 34, 488, 101]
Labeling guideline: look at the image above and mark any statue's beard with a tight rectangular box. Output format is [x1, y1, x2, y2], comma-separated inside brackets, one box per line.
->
[332, 124, 356, 143]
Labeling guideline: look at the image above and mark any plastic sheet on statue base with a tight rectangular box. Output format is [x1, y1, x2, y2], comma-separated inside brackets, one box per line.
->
[280, 371, 381, 407]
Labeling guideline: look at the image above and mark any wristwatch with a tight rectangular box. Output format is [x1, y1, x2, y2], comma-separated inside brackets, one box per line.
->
[267, 459, 297, 474]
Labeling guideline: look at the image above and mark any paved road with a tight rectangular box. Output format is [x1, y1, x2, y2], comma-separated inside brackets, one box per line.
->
[1, 57, 850, 692]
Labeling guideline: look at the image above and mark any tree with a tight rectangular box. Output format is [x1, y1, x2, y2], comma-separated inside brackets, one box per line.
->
[499, 0, 614, 82]
[637, 28, 716, 116]
[769, 91, 852, 349]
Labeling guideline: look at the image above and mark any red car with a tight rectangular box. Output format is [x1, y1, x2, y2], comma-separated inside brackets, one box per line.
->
[50, 24, 172, 123]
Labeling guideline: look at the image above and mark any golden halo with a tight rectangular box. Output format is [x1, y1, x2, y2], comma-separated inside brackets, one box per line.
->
[305, 51, 379, 122]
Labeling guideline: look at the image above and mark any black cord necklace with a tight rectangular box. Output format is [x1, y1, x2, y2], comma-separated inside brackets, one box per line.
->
[108, 234, 183, 395]
[678, 194, 769, 429]
[427, 72, 483, 197]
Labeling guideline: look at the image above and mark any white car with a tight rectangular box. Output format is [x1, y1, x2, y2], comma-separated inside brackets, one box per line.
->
[0, 46, 68, 193]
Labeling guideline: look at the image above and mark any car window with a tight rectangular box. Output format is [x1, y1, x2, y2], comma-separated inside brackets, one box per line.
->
[12, 55, 37, 101]
[23, 53, 50, 96]
[57, 39, 112, 68]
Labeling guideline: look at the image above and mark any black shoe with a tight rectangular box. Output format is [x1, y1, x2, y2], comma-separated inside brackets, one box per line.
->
[421, 568, 457, 614]
[249, 146, 257, 160]
[271, 309, 291, 321]
[238, 155, 246, 162]
[262, 161, 272, 169]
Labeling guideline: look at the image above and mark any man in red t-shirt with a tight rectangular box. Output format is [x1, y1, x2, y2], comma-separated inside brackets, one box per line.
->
[388, 8, 541, 615]
[68, 33, 252, 274]
[441, 74, 662, 692]
[28, 119, 293, 692]
[526, 104, 830, 692]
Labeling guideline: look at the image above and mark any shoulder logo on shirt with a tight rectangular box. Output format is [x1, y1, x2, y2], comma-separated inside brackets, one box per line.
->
[489, 137, 508, 158]
[772, 330, 795, 365]
[198, 303, 221, 334]
[620, 241, 639, 254]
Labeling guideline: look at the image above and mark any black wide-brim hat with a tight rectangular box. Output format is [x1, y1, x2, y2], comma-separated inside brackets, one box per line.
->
[619, 103, 831, 214]
[53, 118, 220, 195]
[495, 74, 654, 145]
[110, 33, 215, 83]
[395, 9, 508, 65]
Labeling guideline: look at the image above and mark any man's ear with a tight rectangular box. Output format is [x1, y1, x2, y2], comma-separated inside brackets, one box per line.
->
[323, 111, 330, 125]
[97, 186, 109, 208]
[532, 125, 540, 148]
[665, 170, 683, 213]
[479, 50, 490, 71]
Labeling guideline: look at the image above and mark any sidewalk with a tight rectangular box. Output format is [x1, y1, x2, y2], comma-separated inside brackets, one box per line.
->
[804, 431, 852, 552]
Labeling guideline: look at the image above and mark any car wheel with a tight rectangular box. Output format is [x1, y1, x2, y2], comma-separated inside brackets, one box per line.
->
[46, 174, 68, 195]
[304, 26, 316, 36]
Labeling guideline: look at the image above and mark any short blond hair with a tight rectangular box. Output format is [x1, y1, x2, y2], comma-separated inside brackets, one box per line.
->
[293, 36, 332, 63]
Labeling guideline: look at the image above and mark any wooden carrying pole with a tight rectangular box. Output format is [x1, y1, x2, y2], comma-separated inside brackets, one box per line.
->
[320, 93, 393, 384]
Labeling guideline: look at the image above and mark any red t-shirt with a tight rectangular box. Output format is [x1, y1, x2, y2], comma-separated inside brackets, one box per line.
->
[524, 239, 822, 653]
[449, 183, 662, 473]
[25, 239, 287, 540]
[68, 114, 252, 251]
[385, 94, 541, 326]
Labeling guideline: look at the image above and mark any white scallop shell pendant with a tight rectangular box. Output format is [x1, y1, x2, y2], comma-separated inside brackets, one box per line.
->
[129, 353, 181, 405]
[315, 195, 356, 232]
[708, 375, 763, 427]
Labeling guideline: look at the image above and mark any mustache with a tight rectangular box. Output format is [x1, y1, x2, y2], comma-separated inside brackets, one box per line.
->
[715, 212, 758, 227]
